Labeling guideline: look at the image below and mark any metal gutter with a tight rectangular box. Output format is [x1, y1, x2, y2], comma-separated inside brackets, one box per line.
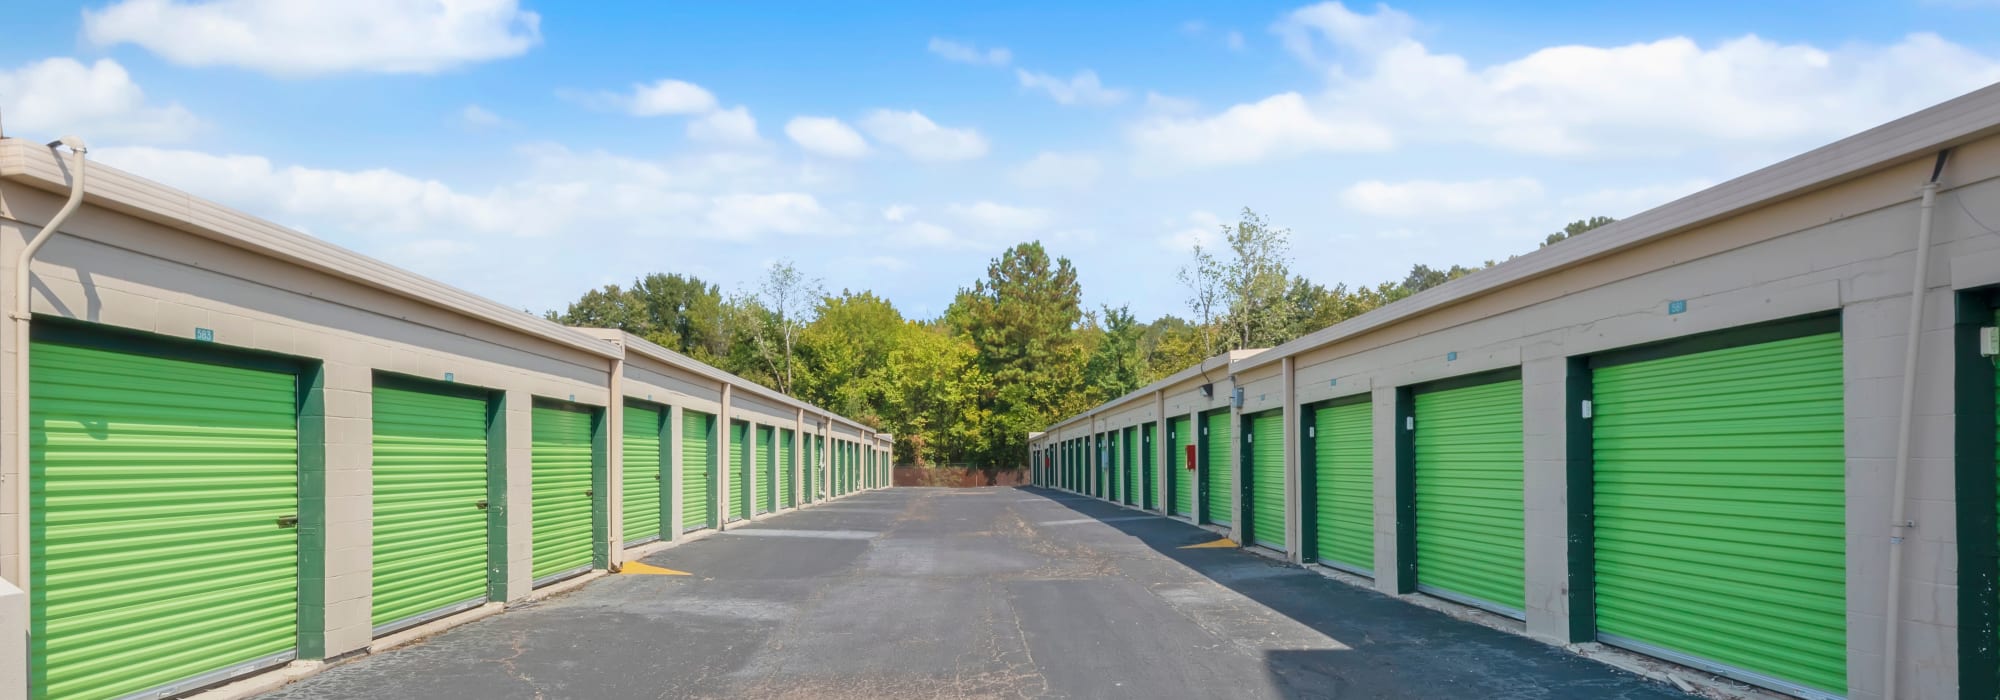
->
[0, 138, 620, 359]
[1232, 81, 2000, 374]
[587, 328, 877, 436]
[1042, 348, 1262, 433]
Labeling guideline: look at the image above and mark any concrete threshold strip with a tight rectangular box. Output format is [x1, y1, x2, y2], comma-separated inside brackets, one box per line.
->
[1246, 544, 1789, 700]
[187, 489, 880, 700]
[1033, 515, 1158, 527]
[719, 528, 880, 540]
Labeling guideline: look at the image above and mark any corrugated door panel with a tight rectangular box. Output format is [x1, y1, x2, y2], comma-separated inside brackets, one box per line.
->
[813, 436, 823, 500]
[1107, 436, 1116, 500]
[755, 427, 774, 514]
[372, 384, 488, 630]
[30, 342, 298, 700]
[1204, 411, 1233, 527]
[1593, 332, 1845, 695]
[779, 429, 795, 508]
[681, 411, 712, 530]
[1171, 418, 1194, 516]
[1123, 427, 1138, 505]
[1142, 424, 1157, 510]
[531, 405, 594, 581]
[1314, 401, 1374, 572]
[621, 405, 663, 545]
[1414, 379, 1524, 613]
[1249, 411, 1285, 550]
[1104, 433, 1116, 501]
[730, 422, 749, 520]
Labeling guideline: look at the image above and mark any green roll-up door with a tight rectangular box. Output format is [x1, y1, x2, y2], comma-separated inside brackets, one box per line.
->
[730, 422, 750, 520]
[1110, 432, 1120, 502]
[779, 429, 795, 508]
[1171, 418, 1193, 516]
[1247, 410, 1286, 550]
[372, 383, 489, 632]
[681, 411, 713, 530]
[531, 404, 595, 582]
[1106, 435, 1115, 499]
[813, 436, 823, 500]
[1141, 423, 1157, 510]
[1313, 400, 1373, 572]
[1592, 331, 1845, 695]
[1123, 427, 1137, 505]
[31, 341, 299, 700]
[755, 426, 774, 514]
[1413, 378, 1524, 614]
[622, 404, 664, 545]
[1204, 410, 1233, 527]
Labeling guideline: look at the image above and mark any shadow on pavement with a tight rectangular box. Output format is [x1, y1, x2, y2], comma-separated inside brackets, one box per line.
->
[1011, 486, 1690, 700]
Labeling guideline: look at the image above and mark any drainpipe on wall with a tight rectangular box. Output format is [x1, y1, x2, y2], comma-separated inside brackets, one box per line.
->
[11, 138, 86, 592]
[605, 351, 623, 569]
[1882, 149, 1948, 700]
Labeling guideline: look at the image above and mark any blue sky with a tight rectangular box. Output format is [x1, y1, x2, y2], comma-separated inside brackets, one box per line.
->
[4, 1, 1999, 321]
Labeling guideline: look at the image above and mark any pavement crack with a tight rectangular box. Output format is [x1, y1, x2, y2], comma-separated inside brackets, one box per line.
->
[493, 629, 545, 700]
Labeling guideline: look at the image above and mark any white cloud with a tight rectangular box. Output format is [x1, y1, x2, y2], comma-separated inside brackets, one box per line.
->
[1016, 69, 1127, 106]
[1144, 91, 1200, 115]
[1558, 178, 1716, 218]
[1128, 92, 1393, 168]
[884, 202, 1053, 251]
[947, 201, 1051, 230]
[1160, 210, 1225, 252]
[625, 79, 718, 117]
[1225, 31, 1246, 51]
[891, 220, 961, 248]
[82, 0, 541, 76]
[688, 106, 760, 145]
[706, 193, 831, 236]
[785, 116, 870, 159]
[0, 57, 198, 142]
[1011, 152, 1102, 190]
[860, 110, 988, 162]
[1339, 177, 1545, 218]
[459, 104, 503, 127]
[93, 144, 830, 243]
[928, 38, 1012, 67]
[1267, 1, 2000, 157]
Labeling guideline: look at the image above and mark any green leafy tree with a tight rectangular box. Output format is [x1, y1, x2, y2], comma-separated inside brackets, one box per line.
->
[951, 242, 1086, 469]
[1083, 304, 1146, 403]
[879, 322, 990, 466]
[1543, 215, 1617, 247]
[797, 290, 905, 420]
[549, 284, 644, 330]
[741, 261, 822, 394]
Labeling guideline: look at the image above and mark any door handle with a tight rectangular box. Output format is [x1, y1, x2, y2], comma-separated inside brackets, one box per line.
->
[584, 489, 594, 497]
[276, 515, 299, 528]
[475, 500, 489, 510]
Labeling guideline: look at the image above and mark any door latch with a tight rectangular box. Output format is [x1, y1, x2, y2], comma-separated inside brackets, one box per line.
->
[276, 515, 299, 528]
[584, 489, 594, 497]
[475, 500, 489, 510]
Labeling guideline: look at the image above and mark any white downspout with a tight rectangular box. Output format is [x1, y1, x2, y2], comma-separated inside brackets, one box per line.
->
[1882, 152, 1945, 700]
[11, 138, 86, 593]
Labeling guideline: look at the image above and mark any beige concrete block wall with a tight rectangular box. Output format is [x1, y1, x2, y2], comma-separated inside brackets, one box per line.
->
[1033, 121, 2000, 699]
[0, 186, 618, 664]
[1268, 147, 2000, 698]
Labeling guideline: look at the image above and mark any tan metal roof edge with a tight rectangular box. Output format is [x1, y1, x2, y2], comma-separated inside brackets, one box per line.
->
[1042, 348, 1253, 433]
[1233, 81, 2000, 373]
[0, 139, 620, 359]
[590, 328, 874, 434]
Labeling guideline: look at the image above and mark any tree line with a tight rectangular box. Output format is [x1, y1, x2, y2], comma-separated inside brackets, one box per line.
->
[549, 208, 1614, 471]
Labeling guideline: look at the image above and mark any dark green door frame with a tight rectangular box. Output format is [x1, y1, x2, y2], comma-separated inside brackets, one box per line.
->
[1956, 289, 1999, 699]
[1298, 403, 1319, 564]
